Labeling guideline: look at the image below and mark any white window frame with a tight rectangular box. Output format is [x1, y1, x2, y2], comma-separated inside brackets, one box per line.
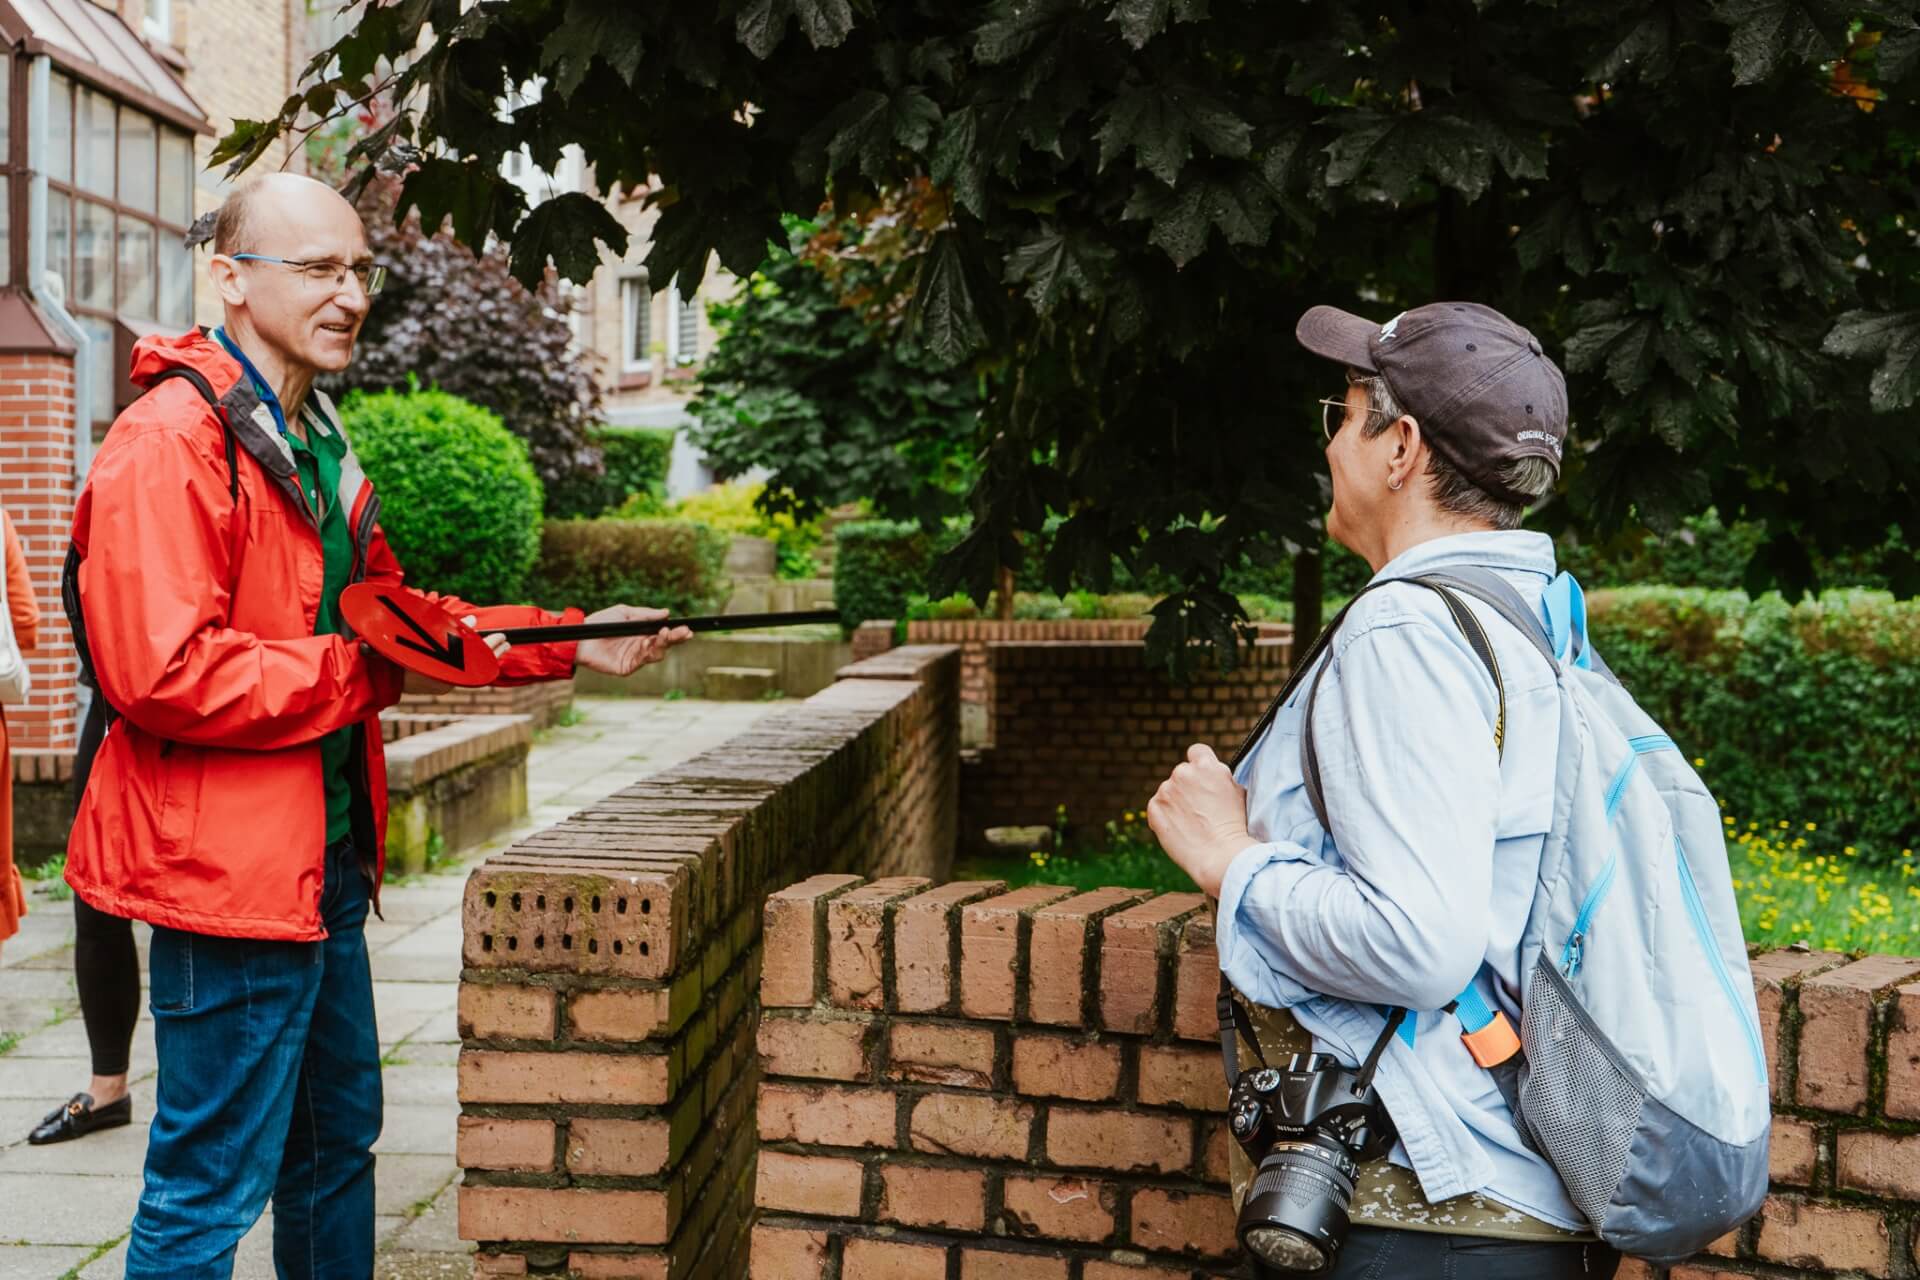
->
[143, 0, 173, 43]
[620, 275, 652, 374]
[666, 284, 700, 367]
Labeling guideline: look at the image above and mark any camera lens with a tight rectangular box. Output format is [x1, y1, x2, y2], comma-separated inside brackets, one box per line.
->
[1237, 1138, 1358, 1275]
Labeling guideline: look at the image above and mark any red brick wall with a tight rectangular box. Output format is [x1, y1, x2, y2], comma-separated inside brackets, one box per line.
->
[961, 637, 1293, 845]
[398, 677, 576, 729]
[0, 352, 80, 750]
[753, 877, 1920, 1280]
[753, 875, 1230, 1279]
[454, 645, 961, 1277]
[904, 619, 1291, 739]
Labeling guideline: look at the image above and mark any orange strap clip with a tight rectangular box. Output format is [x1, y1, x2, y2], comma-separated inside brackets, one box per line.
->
[1461, 1010, 1522, 1069]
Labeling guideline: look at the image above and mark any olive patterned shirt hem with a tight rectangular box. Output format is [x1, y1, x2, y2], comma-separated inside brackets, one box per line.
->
[215, 329, 356, 844]
[1228, 999, 1593, 1243]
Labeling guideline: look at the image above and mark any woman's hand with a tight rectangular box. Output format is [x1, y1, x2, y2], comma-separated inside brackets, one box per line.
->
[575, 605, 694, 676]
[1146, 743, 1255, 898]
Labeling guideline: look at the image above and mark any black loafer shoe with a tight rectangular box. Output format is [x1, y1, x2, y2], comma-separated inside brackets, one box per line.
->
[28, 1092, 132, 1145]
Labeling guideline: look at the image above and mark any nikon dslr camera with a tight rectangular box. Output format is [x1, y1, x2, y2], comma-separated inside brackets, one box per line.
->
[1228, 1052, 1398, 1276]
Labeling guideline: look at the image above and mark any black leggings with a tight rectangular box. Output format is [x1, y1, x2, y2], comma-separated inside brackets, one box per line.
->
[70, 688, 140, 1078]
[72, 893, 138, 1076]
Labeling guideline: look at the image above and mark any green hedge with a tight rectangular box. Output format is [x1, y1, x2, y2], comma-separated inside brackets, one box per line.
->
[1556, 510, 1906, 591]
[526, 518, 730, 617]
[544, 426, 677, 519]
[1591, 588, 1920, 863]
[835, 520, 957, 628]
[341, 387, 542, 602]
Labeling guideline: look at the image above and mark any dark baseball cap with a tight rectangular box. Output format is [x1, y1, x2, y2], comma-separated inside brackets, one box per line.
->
[1295, 301, 1567, 503]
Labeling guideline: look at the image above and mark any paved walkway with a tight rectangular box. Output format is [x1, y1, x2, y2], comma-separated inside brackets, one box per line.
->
[0, 696, 778, 1279]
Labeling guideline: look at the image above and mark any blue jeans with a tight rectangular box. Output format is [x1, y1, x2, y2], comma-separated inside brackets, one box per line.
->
[127, 837, 381, 1279]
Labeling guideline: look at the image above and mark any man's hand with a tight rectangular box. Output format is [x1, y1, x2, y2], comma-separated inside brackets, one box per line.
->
[1146, 743, 1255, 899]
[403, 617, 510, 696]
[575, 605, 694, 677]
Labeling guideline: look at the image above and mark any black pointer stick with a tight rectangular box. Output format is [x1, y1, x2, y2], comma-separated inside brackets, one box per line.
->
[489, 609, 844, 645]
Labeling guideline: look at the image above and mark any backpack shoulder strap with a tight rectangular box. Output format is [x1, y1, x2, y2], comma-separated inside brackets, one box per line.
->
[1417, 566, 1555, 666]
[143, 366, 239, 500]
[1298, 577, 1506, 834]
[1425, 565, 1622, 685]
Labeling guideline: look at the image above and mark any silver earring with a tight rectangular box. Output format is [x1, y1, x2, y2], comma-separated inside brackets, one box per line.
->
[1388, 477, 1403, 491]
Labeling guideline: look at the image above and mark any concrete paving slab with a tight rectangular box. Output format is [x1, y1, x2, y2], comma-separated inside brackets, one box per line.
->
[379, 1063, 458, 1107]
[0, 1244, 94, 1278]
[0, 1057, 98, 1099]
[382, 1181, 468, 1256]
[371, 982, 457, 1047]
[371, 1104, 453, 1157]
[375, 1154, 454, 1218]
[0, 1171, 141, 1245]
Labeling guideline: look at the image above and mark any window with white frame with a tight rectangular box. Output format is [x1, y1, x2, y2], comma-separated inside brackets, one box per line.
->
[620, 275, 651, 373]
[666, 285, 700, 366]
[35, 70, 197, 430]
[143, 0, 173, 43]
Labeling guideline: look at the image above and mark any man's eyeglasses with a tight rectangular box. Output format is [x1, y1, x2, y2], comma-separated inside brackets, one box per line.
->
[1317, 392, 1394, 442]
[230, 254, 387, 297]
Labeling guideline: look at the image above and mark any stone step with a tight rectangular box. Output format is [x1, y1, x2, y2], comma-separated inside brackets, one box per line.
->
[702, 666, 779, 700]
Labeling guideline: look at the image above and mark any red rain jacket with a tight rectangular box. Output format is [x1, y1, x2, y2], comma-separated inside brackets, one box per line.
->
[66, 329, 582, 940]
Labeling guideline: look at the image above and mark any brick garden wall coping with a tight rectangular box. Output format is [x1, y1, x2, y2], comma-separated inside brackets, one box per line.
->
[454, 645, 962, 1277]
[752, 877, 1920, 1280]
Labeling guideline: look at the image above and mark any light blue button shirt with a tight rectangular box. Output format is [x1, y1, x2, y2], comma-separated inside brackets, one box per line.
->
[1216, 529, 1586, 1231]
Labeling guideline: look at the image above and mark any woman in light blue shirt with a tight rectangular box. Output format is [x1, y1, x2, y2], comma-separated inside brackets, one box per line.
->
[1148, 301, 1620, 1280]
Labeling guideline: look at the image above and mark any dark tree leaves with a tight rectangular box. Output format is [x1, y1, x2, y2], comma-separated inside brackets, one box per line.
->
[225, 0, 1920, 672]
[509, 193, 630, 289]
[906, 232, 985, 364]
[540, 0, 646, 99]
[1823, 311, 1920, 411]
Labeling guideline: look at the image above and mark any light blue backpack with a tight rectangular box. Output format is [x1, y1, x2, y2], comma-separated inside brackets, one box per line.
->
[1296, 568, 1772, 1260]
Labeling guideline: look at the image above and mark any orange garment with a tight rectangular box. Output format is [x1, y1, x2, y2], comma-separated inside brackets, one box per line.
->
[1, 507, 42, 942]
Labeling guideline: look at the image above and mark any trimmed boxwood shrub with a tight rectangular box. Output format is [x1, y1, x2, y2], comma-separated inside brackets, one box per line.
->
[341, 387, 543, 603]
[833, 520, 962, 628]
[527, 519, 730, 617]
[1590, 588, 1920, 863]
[545, 426, 677, 519]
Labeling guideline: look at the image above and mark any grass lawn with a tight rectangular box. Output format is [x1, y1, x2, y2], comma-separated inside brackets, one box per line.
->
[1724, 812, 1919, 956]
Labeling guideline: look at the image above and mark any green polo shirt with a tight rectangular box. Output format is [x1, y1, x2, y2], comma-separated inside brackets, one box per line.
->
[287, 406, 357, 845]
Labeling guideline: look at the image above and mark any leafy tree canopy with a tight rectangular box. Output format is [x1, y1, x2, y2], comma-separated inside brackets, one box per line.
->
[689, 196, 986, 529]
[232, 0, 1920, 666]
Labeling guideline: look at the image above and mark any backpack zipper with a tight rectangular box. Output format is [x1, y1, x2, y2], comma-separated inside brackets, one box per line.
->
[1562, 847, 1619, 977]
[1565, 735, 1685, 977]
[1675, 834, 1768, 1083]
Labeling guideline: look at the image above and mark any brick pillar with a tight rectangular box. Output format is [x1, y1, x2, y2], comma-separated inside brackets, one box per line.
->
[0, 350, 79, 750]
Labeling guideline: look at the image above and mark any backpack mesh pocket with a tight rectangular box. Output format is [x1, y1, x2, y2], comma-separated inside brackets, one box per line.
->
[1518, 958, 1647, 1228]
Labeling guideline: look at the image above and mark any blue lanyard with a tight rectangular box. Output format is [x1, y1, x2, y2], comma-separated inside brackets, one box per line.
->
[212, 327, 289, 437]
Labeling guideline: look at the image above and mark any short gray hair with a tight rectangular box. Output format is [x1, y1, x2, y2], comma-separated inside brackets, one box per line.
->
[1350, 370, 1555, 530]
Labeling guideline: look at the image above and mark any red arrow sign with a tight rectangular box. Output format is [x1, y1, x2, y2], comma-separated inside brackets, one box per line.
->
[341, 583, 502, 687]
